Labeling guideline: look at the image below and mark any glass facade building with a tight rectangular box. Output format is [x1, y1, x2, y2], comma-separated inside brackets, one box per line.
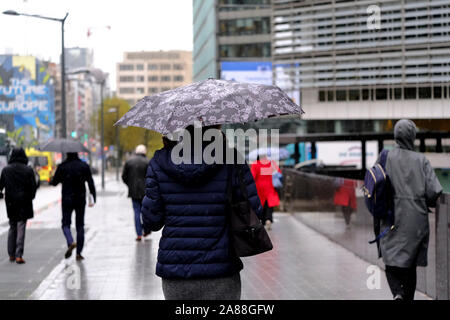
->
[193, 0, 272, 82]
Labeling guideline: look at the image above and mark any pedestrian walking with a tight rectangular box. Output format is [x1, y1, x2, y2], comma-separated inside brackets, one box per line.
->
[251, 154, 280, 230]
[141, 126, 262, 300]
[122, 144, 149, 241]
[333, 178, 357, 227]
[0, 148, 37, 264]
[378, 119, 442, 301]
[50, 152, 96, 261]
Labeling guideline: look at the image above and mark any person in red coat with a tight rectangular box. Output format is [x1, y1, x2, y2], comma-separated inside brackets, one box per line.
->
[251, 155, 280, 230]
[333, 178, 357, 226]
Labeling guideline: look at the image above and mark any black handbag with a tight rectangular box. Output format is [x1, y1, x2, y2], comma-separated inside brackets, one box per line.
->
[226, 164, 273, 257]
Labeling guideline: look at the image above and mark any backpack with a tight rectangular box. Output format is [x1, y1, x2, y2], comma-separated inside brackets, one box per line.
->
[362, 149, 395, 244]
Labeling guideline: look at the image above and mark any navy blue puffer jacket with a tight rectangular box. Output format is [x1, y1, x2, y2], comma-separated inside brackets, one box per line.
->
[141, 146, 262, 279]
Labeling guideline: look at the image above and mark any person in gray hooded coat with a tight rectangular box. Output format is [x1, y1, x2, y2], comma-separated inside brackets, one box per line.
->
[379, 119, 442, 300]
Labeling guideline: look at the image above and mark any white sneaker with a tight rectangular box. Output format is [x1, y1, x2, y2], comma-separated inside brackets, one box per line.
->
[265, 220, 272, 230]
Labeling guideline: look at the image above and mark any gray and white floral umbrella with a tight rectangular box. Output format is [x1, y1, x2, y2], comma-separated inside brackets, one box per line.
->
[115, 79, 304, 134]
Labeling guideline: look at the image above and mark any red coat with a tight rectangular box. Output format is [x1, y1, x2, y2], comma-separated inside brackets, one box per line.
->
[251, 160, 280, 208]
[333, 179, 357, 210]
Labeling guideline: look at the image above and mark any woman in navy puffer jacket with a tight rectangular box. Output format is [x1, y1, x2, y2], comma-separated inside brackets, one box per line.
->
[141, 127, 262, 300]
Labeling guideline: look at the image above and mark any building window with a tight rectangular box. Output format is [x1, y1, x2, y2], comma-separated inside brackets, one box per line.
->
[148, 87, 158, 94]
[327, 91, 334, 101]
[136, 87, 145, 94]
[376, 88, 387, 100]
[173, 75, 184, 82]
[219, 17, 271, 36]
[349, 89, 360, 101]
[161, 76, 171, 82]
[336, 90, 347, 101]
[160, 64, 171, 70]
[119, 64, 134, 71]
[119, 76, 134, 82]
[161, 87, 171, 92]
[419, 87, 431, 99]
[119, 87, 134, 94]
[394, 88, 402, 99]
[404, 87, 417, 99]
[433, 87, 442, 99]
[219, 43, 271, 58]
[173, 64, 184, 70]
[136, 64, 144, 71]
[361, 89, 369, 100]
[137, 76, 145, 82]
[148, 76, 158, 82]
[319, 91, 326, 102]
[148, 64, 158, 70]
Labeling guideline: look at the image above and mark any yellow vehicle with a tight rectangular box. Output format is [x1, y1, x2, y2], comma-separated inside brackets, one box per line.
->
[25, 148, 55, 183]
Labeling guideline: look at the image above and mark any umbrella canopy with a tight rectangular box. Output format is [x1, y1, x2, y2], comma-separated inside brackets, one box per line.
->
[248, 147, 290, 162]
[38, 138, 89, 153]
[115, 79, 304, 134]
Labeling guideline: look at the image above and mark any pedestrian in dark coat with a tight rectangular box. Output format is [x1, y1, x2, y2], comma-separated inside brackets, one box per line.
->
[122, 144, 149, 241]
[380, 119, 442, 300]
[50, 152, 96, 261]
[141, 127, 262, 300]
[0, 148, 37, 264]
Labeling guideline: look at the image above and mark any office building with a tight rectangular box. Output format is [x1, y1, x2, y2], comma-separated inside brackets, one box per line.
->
[116, 50, 192, 106]
[273, 0, 450, 133]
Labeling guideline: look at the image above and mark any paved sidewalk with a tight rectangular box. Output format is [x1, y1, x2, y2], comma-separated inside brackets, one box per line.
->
[30, 180, 429, 300]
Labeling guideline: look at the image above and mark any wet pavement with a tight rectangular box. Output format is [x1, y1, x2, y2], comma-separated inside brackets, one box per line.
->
[18, 179, 429, 300]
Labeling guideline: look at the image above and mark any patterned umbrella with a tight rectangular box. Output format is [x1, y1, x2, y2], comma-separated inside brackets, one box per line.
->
[115, 79, 304, 134]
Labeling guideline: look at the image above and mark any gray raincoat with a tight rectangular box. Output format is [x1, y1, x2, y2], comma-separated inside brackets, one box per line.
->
[380, 119, 443, 268]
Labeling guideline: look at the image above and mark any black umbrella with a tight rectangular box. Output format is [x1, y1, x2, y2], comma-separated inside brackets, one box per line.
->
[115, 78, 304, 134]
[38, 138, 89, 153]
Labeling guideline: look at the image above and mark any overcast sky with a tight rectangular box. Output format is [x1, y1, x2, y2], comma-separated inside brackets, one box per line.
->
[0, 0, 194, 90]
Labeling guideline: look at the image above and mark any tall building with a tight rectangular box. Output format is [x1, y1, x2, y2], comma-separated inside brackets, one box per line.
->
[116, 50, 192, 106]
[193, 0, 272, 82]
[273, 0, 450, 134]
[65, 47, 94, 71]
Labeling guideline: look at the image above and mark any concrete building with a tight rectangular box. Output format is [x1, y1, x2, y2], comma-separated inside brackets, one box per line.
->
[273, 0, 450, 134]
[116, 50, 192, 106]
[193, 0, 272, 82]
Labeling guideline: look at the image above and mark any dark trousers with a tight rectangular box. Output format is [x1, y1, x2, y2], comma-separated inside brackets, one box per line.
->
[385, 265, 417, 300]
[8, 220, 27, 258]
[132, 198, 143, 236]
[262, 201, 274, 223]
[341, 206, 353, 225]
[62, 201, 86, 255]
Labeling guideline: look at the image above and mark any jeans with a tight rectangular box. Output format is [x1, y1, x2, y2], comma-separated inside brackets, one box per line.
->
[132, 198, 143, 237]
[385, 265, 417, 300]
[62, 202, 86, 255]
[8, 220, 27, 258]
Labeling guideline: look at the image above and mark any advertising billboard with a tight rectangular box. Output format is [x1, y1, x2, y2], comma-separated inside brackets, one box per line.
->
[0, 55, 55, 143]
[220, 61, 272, 85]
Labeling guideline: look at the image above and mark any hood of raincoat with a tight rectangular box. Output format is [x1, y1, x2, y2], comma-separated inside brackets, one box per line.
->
[8, 148, 28, 165]
[394, 119, 417, 151]
[153, 146, 223, 186]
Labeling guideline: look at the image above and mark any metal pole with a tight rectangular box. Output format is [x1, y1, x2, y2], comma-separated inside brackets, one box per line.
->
[100, 81, 105, 190]
[115, 110, 119, 181]
[60, 13, 68, 138]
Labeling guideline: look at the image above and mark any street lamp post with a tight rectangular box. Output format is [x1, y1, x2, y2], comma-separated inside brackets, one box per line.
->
[3, 10, 69, 138]
[108, 107, 120, 181]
